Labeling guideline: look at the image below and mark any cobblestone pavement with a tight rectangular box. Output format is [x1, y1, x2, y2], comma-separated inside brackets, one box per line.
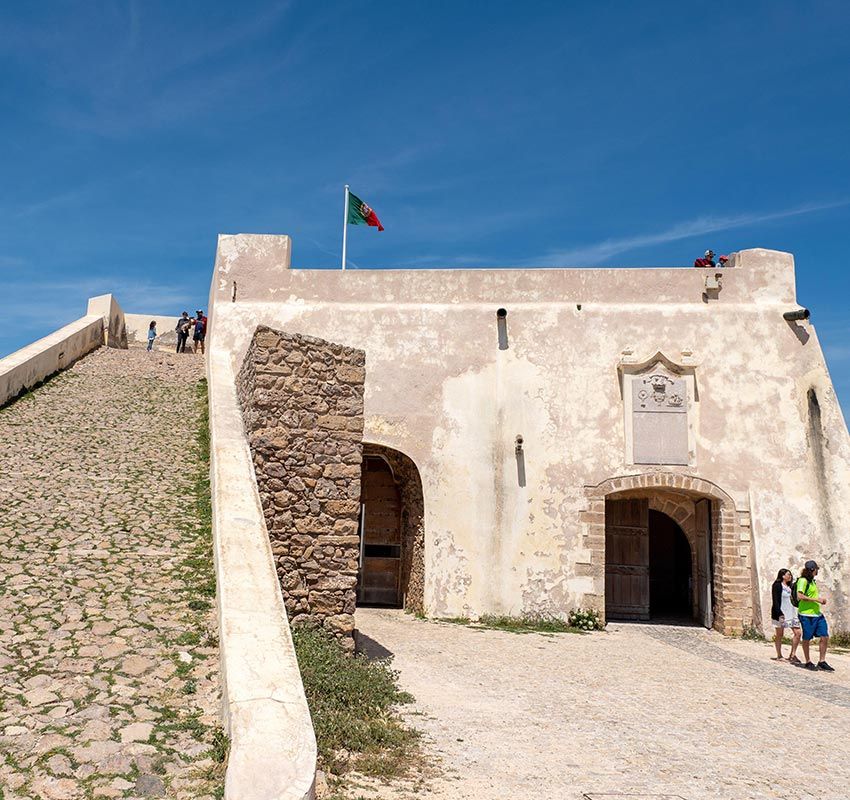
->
[354, 609, 850, 800]
[0, 348, 221, 800]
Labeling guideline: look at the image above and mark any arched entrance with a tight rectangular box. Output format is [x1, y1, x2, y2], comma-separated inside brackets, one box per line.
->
[585, 473, 754, 634]
[357, 444, 425, 613]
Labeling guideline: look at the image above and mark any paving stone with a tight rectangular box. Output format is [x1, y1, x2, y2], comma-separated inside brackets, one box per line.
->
[79, 719, 113, 741]
[24, 688, 60, 706]
[45, 754, 73, 776]
[135, 773, 166, 797]
[29, 776, 81, 800]
[122, 656, 156, 677]
[120, 721, 154, 743]
[0, 348, 221, 798]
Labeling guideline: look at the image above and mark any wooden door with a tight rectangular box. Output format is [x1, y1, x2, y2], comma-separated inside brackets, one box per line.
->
[357, 457, 402, 606]
[695, 498, 713, 629]
[605, 498, 650, 620]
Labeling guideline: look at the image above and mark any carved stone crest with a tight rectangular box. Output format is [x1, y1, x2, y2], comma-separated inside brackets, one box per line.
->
[631, 370, 689, 465]
[633, 373, 687, 413]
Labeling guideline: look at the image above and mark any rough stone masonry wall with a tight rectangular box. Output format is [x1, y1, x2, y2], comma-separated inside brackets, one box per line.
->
[237, 325, 365, 645]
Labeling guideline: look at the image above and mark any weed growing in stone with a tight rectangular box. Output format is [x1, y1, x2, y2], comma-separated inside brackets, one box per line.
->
[740, 623, 767, 642]
[292, 626, 419, 779]
[479, 613, 588, 634]
[437, 616, 472, 625]
[440, 613, 591, 634]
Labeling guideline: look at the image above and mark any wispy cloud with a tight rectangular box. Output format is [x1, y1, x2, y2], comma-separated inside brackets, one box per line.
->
[530, 200, 850, 266]
[824, 344, 850, 364]
[25, 1, 300, 136]
[393, 253, 492, 269]
[5, 276, 196, 317]
[11, 184, 95, 219]
[336, 144, 442, 196]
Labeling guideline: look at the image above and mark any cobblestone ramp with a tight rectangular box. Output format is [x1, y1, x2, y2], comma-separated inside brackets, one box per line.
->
[0, 349, 221, 800]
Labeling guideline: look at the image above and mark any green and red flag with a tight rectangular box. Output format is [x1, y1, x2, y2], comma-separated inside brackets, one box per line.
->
[347, 191, 384, 231]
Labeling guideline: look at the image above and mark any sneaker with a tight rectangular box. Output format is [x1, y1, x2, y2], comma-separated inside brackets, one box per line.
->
[804, 662, 818, 671]
[818, 661, 835, 672]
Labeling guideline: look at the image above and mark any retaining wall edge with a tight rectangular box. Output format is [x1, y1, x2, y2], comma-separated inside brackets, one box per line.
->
[207, 349, 317, 800]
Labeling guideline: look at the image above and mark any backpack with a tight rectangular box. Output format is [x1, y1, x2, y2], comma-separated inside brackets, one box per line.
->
[790, 577, 808, 608]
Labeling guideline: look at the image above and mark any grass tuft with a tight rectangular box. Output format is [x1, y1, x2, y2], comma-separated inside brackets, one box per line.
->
[740, 623, 767, 642]
[292, 626, 419, 778]
[478, 613, 584, 634]
[440, 612, 591, 635]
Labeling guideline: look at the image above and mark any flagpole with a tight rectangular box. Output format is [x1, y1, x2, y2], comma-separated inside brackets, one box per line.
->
[341, 184, 350, 270]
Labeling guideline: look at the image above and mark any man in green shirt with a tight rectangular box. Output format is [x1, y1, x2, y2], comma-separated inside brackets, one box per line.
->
[797, 560, 833, 671]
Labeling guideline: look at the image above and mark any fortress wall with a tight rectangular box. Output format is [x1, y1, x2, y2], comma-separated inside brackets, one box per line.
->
[0, 315, 104, 406]
[207, 235, 850, 632]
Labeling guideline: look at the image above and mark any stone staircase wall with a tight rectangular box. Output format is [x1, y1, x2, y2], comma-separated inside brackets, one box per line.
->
[237, 325, 365, 645]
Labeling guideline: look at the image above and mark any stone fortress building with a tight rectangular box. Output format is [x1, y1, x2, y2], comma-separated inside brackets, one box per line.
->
[207, 234, 850, 638]
[4, 234, 850, 798]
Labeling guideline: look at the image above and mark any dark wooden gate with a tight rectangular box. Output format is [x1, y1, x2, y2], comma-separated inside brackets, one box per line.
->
[605, 498, 650, 620]
[357, 457, 402, 606]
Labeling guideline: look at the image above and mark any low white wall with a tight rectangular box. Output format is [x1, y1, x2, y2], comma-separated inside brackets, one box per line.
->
[87, 294, 128, 349]
[207, 349, 316, 800]
[0, 315, 103, 407]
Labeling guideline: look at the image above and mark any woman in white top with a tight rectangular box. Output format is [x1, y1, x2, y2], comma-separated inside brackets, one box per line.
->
[770, 569, 801, 663]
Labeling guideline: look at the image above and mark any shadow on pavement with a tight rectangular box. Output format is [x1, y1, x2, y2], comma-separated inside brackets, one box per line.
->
[355, 630, 395, 660]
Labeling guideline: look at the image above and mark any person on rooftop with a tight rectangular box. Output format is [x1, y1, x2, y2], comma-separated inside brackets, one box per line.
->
[693, 249, 716, 268]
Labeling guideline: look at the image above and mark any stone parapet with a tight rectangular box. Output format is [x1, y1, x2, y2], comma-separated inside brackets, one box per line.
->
[0, 315, 104, 407]
[86, 293, 128, 349]
[208, 348, 316, 800]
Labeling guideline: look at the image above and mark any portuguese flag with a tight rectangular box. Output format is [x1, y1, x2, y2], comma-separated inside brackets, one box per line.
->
[347, 191, 384, 231]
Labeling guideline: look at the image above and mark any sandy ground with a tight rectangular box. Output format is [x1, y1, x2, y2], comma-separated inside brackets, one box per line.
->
[351, 608, 850, 800]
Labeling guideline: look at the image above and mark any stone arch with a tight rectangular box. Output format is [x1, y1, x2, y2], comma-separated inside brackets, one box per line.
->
[362, 443, 425, 614]
[581, 472, 753, 634]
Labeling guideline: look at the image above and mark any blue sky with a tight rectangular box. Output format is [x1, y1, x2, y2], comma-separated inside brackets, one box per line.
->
[1, 1, 848, 414]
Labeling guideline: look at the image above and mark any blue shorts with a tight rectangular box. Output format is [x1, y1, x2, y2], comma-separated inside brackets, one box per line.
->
[799, 614, 828, 641]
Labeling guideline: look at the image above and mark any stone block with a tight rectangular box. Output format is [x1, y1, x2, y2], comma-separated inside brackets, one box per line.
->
[337, 365, 366, 384]
[324, 614, 355, 636]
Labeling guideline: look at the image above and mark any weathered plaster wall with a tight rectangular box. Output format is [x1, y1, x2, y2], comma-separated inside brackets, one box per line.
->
[237, 326, 365, 645]
[124, 314, 182, 349]
[207, 235, 850, 632]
